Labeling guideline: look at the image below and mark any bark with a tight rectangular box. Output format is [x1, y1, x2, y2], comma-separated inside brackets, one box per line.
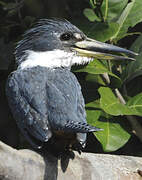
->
[0, 140, 142, 180]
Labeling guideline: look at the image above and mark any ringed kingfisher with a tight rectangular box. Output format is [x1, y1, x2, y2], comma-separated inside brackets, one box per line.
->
[6, 19, 137, 154]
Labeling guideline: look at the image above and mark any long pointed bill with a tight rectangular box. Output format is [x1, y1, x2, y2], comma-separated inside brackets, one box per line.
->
[73, 38, 138, 61]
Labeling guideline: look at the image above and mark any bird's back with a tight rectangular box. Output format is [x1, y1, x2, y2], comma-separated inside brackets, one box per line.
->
[6, 66, 87, 151]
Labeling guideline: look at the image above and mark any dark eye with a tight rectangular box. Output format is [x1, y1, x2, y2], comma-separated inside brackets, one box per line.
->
[60, 33, 72, 41]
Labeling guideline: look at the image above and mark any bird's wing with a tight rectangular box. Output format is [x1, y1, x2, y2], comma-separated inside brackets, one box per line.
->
[6, 71, 52, 148]
[44, 69, 100, 133]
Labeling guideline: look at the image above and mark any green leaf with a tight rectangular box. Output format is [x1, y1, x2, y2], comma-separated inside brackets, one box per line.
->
[122, 34, 142, 82]
[101, 0, 128, 21]
[87, 22, 119, 42]
[86, 74, 106, 85]
[76, 60, 107, 74]
[89, 0, 96, 9]
[86, 101, 130, 152]
[86, 104, 130, 152]
[130, 33, 142, 53]
[0, 1, 6, 6]
[86, 100, 101, 110]
[2, 3, 17, 10]
[116, 32, 141, 42]
[98, 87, 137, 115]
[75, 21, 119, 42]
[127, 92, 142, 116]
[23, 16, 36, 26]
[83, 8, 100, 22]
[111, 0, 142, 41]
[86, 109, 101, 125]
[122, 52, 142, 83]
[93, 116, 131, 152]
[75, 59, 120, 80]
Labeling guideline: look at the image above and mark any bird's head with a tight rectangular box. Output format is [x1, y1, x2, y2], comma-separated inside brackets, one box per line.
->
[15, 19, 137, 69]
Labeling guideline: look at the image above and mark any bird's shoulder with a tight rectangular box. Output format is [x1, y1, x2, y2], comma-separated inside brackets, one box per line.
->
[6, 67, 83, 106]
[6, 66, 86, 125]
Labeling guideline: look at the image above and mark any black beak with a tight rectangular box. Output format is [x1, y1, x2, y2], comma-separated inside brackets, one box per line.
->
[73, 38, 138, 61]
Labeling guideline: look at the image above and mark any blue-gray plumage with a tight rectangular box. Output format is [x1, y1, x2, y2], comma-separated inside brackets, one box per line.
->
[6, 19, 137, 154]
[6, 67, 94, 148]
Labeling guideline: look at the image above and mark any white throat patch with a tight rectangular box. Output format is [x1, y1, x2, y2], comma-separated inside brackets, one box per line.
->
[19, 50, 93, 69]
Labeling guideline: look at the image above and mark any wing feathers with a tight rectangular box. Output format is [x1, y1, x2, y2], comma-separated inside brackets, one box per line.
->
[63, 121, 102, 133]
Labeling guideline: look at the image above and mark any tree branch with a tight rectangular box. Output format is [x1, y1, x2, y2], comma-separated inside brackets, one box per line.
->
[101, 72, 142, 143]
[0, 140, 141, 180]
[114, 88, 142, 142]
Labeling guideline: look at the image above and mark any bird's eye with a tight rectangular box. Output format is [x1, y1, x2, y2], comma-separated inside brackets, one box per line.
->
[60, 33, 72, 41]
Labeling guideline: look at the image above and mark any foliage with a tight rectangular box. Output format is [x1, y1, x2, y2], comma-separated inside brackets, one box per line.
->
[81, 0, 142, 152]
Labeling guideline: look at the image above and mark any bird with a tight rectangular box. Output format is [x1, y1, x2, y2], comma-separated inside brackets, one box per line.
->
[6, 18, 137, 155]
